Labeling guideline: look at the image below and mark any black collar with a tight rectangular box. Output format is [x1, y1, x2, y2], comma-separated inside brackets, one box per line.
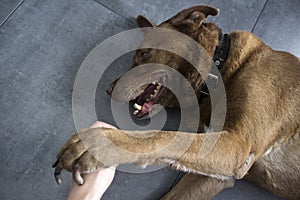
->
[200, 33, 231, 97]
[213, 33, 231, 70]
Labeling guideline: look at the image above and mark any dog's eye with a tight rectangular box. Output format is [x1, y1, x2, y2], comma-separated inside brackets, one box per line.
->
[135, 49, 151, 63]
[140, 51, 149, 60]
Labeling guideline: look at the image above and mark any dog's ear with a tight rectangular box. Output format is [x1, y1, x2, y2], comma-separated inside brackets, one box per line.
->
[169, 5, 219, 28]
[136, 15, 156, 28]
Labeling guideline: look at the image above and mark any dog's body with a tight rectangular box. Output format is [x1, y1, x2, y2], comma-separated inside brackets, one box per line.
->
[53, 6, 300, 199]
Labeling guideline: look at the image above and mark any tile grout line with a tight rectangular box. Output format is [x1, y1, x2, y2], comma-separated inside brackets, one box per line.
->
[251, 0, 269, 33]
[0, 0, 26, 27]
[94, 0, 137, 26]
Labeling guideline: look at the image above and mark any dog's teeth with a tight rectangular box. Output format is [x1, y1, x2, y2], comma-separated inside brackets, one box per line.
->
[134, 103, 142, 110]
[133, 110, 139, 115]
[150, 94, 154, 98]
[154, 89, 158, 94]
[152, 80, 159, 85]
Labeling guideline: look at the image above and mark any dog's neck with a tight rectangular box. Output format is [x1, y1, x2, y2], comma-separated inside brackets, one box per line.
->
[220, 31, 267, 83]
[199, 33, 231, 96]
[213, 33, 231, 70]
[200, 31, 268, 98]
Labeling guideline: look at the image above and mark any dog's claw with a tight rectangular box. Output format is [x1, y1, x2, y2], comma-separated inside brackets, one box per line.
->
[54, 164, 63, 185]
[72, 165, 84, 185]
[55, 175, 62, 185]
[52, 159, 59, 168]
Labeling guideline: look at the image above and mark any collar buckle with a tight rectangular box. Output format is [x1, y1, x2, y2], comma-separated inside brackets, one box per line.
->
[199, 33, 231, 99]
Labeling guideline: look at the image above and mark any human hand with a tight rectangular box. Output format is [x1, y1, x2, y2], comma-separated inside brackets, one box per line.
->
[66, 121, 117, 200]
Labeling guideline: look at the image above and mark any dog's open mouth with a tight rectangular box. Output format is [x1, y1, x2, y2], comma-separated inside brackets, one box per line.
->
[132, 80, 167, 118]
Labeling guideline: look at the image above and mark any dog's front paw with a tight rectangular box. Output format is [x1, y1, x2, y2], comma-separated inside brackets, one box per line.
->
[52, 133, 105, 185]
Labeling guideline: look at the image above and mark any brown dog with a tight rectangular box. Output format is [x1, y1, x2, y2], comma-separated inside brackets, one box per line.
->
[53, 5, 300, 199]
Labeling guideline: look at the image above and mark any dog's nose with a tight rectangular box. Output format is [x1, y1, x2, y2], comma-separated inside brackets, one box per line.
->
[106, 77, 120, 96]
[106, 80, 117, 96]
[106, 86, 113, 95]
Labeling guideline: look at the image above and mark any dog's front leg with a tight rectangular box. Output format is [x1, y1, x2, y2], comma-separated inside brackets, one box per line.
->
[53, 128, 255, 184]
[161, 174, 235, 200]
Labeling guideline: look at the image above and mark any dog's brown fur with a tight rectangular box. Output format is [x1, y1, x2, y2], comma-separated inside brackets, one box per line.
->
[53, 5, 300, 199]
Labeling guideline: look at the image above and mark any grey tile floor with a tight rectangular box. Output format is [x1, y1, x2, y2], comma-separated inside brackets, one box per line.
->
[0, 0, 299, 199]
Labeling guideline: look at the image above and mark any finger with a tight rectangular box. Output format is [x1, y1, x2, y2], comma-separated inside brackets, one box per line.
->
[72, 162, 84, 185]
[54, 163, 63, 185]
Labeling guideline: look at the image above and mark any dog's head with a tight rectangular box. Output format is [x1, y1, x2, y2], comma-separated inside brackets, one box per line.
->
[107, 5, 221, 118]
